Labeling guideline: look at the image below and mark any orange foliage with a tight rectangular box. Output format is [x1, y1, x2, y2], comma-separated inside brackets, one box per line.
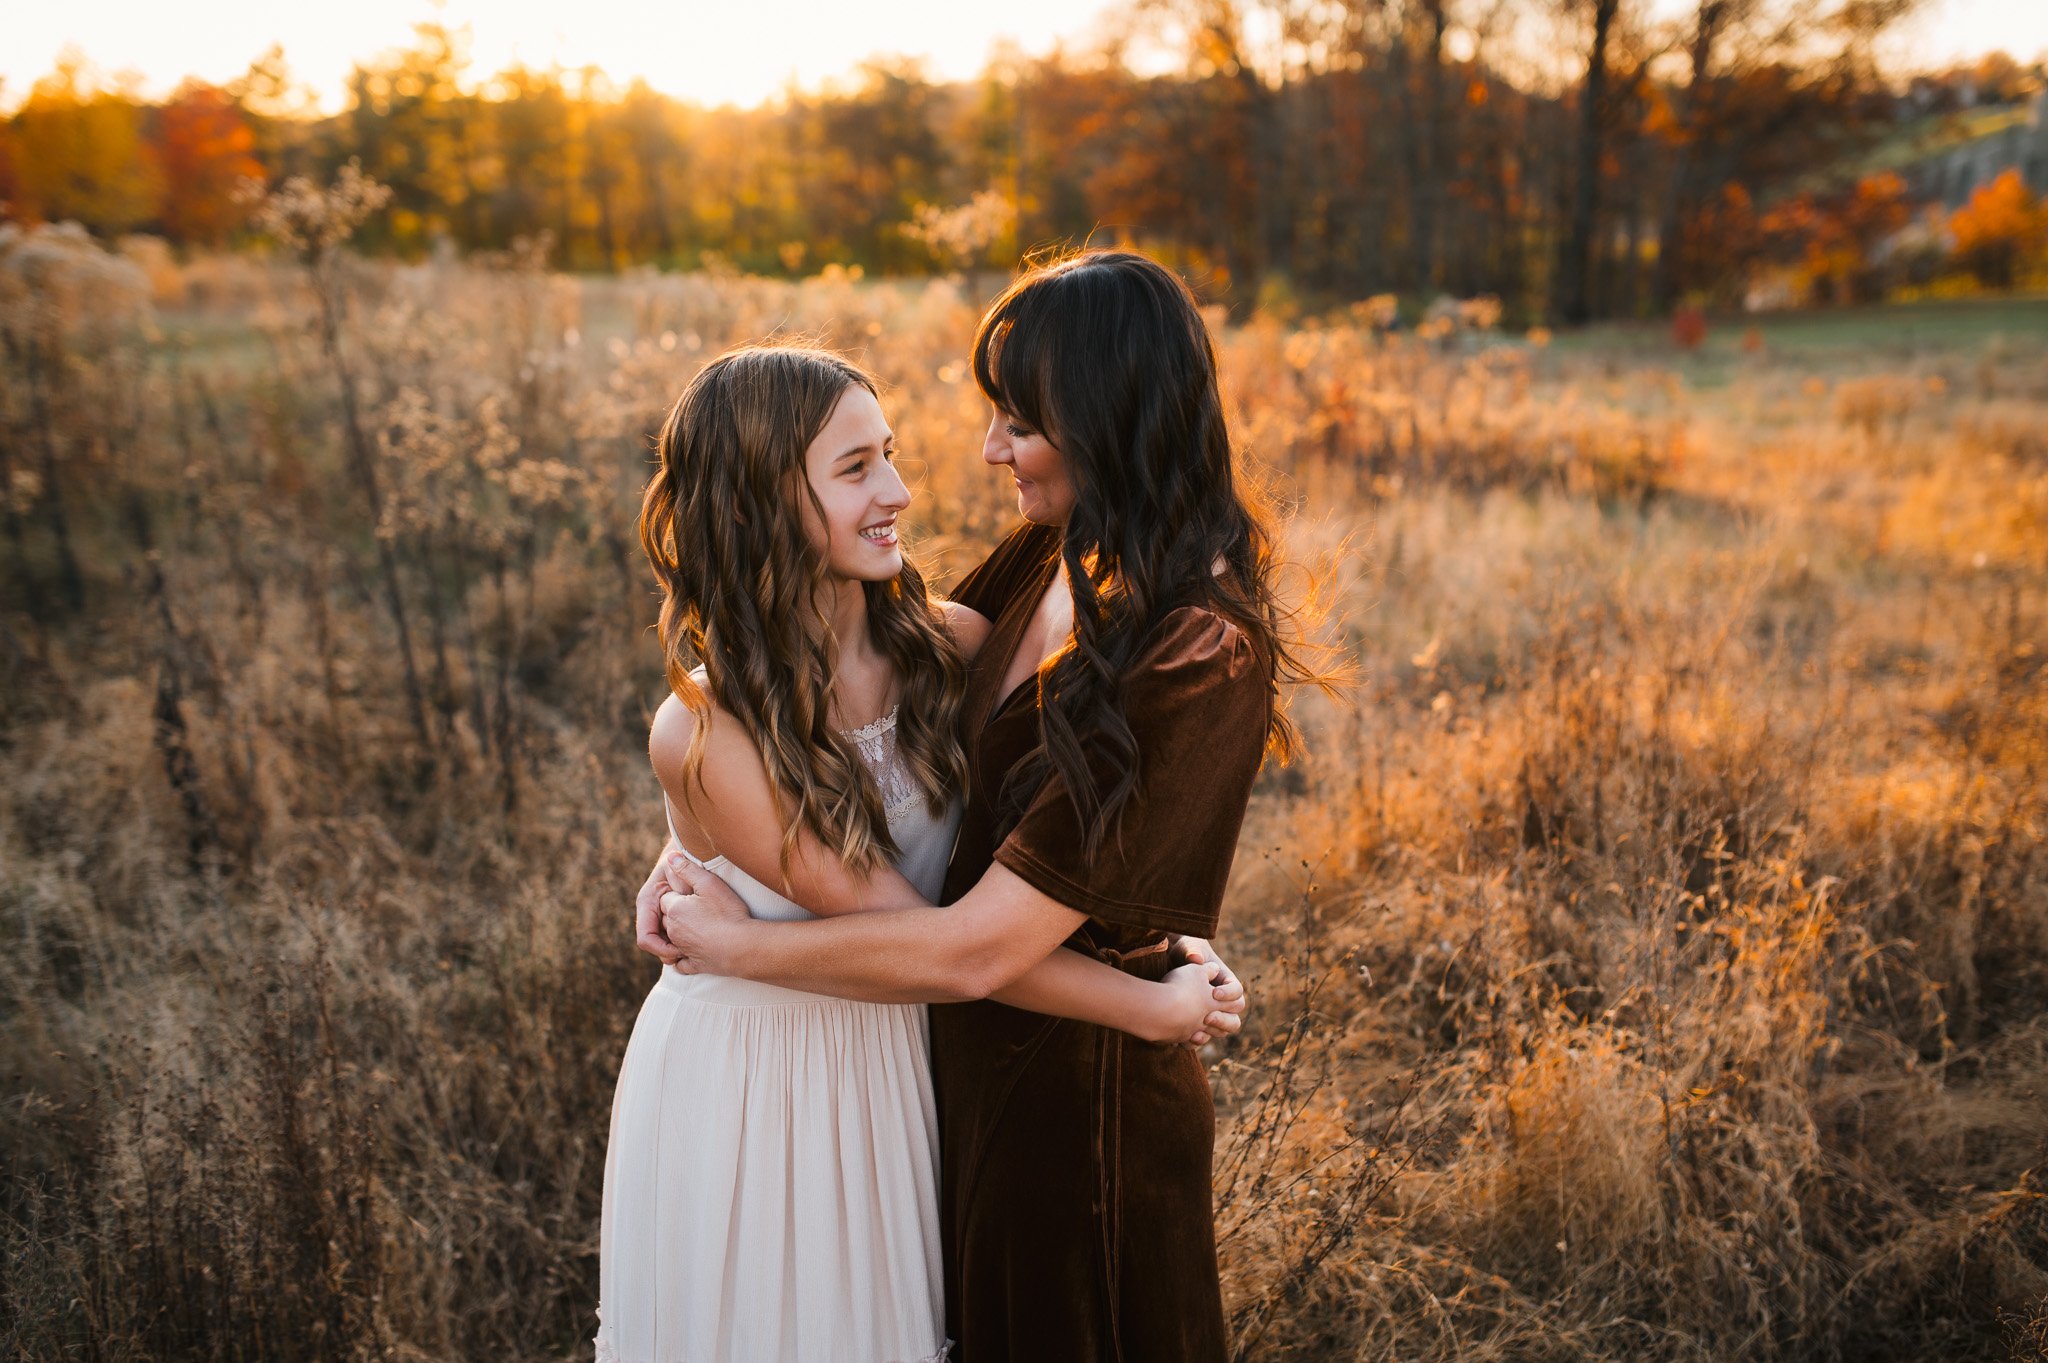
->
[152, 82, 264, 246]
[1948, 169, 2048, 289]
[1761, 172, 1909, 304]
[1678, 181, 1759, 290]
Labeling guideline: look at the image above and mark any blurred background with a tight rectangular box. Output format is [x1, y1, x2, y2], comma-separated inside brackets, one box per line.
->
[4, 0, 2047, 316]
[2, 4, 2045, 1363]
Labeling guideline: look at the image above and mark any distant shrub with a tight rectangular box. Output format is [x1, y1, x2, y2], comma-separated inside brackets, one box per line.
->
[1951, 170, 2048, 291]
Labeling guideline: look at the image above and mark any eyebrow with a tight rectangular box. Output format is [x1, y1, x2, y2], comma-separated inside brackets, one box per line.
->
[834, 433, 895, 463]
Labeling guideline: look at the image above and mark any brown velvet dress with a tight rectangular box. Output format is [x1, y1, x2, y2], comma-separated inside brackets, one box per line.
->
[934, 523, 1273, 1363]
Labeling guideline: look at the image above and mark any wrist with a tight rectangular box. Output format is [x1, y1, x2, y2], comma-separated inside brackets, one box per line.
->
[1143, 982, 1180, 1045]
[702, 915, 755, 975]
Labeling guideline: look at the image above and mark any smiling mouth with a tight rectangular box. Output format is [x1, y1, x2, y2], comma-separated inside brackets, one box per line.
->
[860, 521, 899, 545]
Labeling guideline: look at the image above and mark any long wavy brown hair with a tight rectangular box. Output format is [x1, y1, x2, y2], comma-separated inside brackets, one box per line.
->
[639, 345, 967, 881]
[973, 249, 1329, 861]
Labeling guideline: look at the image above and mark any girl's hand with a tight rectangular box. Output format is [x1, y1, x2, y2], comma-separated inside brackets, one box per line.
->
[1174, 936, 1249, 1032]
[1175, 936, 1242, 989]
[1157, 957, 1246, 1047]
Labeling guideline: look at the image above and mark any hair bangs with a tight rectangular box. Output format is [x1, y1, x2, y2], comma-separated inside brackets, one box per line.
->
[972, 281, 1061, 439]
[969, 249, 1335, 864]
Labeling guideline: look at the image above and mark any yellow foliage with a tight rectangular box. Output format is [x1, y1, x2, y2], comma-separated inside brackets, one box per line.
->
[7, 57, 161, 231]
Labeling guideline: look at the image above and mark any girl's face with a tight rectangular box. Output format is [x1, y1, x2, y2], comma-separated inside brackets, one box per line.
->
[982, 408, 1077, 526]
[804, 386, 911, 582]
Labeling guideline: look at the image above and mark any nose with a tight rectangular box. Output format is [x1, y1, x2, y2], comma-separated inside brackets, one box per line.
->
[876, 456, 912, 511]
[981, 415, 1011, 467]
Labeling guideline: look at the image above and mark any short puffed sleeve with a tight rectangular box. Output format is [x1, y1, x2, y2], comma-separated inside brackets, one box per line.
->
[992, 606, 1272, 937]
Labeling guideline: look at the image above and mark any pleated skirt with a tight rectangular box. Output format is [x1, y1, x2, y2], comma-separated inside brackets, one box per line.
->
[596, 966, 949, 1363]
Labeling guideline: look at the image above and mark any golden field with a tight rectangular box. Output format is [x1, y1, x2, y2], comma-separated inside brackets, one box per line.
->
[2, 219, 2045, 1361]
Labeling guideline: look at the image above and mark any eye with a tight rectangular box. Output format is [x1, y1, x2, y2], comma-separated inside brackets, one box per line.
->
[1005, 422, 1033, 440]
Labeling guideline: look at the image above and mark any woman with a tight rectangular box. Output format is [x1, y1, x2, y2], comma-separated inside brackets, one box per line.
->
[599, 344, 1241, 1363]
[653, 251, 1312, 1361]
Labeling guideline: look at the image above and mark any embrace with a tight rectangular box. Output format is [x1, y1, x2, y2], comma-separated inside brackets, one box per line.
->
[596, 250, 1309, 1363]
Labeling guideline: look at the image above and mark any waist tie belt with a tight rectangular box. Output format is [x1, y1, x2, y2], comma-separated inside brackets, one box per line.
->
[1095, 934, 1177, 982]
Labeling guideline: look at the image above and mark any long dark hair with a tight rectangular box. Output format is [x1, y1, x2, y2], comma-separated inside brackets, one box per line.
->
[972, 248, 1313, 859]
[639, 345, 968, 880]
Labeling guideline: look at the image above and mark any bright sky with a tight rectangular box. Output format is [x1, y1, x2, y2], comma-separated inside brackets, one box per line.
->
[1875, 0, 2048, 75]
[0, 0, 1124, 111]
[4, 0, 2042, 113]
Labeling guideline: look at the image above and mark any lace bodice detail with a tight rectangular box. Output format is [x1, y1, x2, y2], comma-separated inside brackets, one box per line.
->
[842, 705, 926, 822]
[665, 669, 963, 913]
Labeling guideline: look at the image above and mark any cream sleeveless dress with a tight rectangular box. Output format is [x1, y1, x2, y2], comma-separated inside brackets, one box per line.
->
[595, 698, 961, 1363]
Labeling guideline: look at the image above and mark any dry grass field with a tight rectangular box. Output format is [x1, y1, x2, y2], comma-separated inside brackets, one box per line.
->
[3, 215, 2046, 1362]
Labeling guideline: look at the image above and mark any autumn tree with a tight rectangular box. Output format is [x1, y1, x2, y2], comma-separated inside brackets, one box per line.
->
[1760, 170, 1910, 304]
[1002, 53, 1125, 263]
[577, 69, 630, 268]
[617, 80, 691, 263]
[0, 15, 1987, 315]
[227, 45, 323, 182]
[1554, 0, 1626, 325]
[342, 24, 476, 252]
[0, 119, 19, 218]
[1949, 169, 2048, 290]
[152, 81, 264, 246]
[798, 59, 949, 270]
[1647, 0, 1924, 312]
[1391, 0, 1454, 291]
[8, 56, 160, 232]
[490, 64, 576, 264]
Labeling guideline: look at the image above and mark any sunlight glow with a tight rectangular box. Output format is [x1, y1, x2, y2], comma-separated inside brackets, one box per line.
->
[2, 0, 1125, 111]
[3, 0, 2040, 115]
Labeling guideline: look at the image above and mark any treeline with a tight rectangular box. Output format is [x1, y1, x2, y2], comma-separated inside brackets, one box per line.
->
[0, 0, 2032, 318]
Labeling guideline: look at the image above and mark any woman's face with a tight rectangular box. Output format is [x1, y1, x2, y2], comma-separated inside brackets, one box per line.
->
[804, 386, 911, 582]
[982, 408, 1077, 526]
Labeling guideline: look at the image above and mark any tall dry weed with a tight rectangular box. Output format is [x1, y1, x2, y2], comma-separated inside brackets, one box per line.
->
[3, 209, 2046, 1361]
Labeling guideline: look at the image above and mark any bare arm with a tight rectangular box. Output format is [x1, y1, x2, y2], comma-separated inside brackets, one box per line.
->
[939, 600, 993, 660]
[992, 948, 1237, 1045]
[644, 694, 1238, 1042]
[642, 843, 1241, 1043]
[646, 844, 1237, 1042]
[662, 856, 1086, 1003]
[659, 854, 1236, 1039]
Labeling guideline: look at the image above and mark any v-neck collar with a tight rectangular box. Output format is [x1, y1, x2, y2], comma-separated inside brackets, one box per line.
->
[976, 537, 1063, 734]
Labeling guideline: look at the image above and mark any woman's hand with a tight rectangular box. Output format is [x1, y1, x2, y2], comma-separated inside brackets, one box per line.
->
[658, 854, 755, 975]
[1155, 957, 1246, 1047]
[635, 842, 685, 964]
